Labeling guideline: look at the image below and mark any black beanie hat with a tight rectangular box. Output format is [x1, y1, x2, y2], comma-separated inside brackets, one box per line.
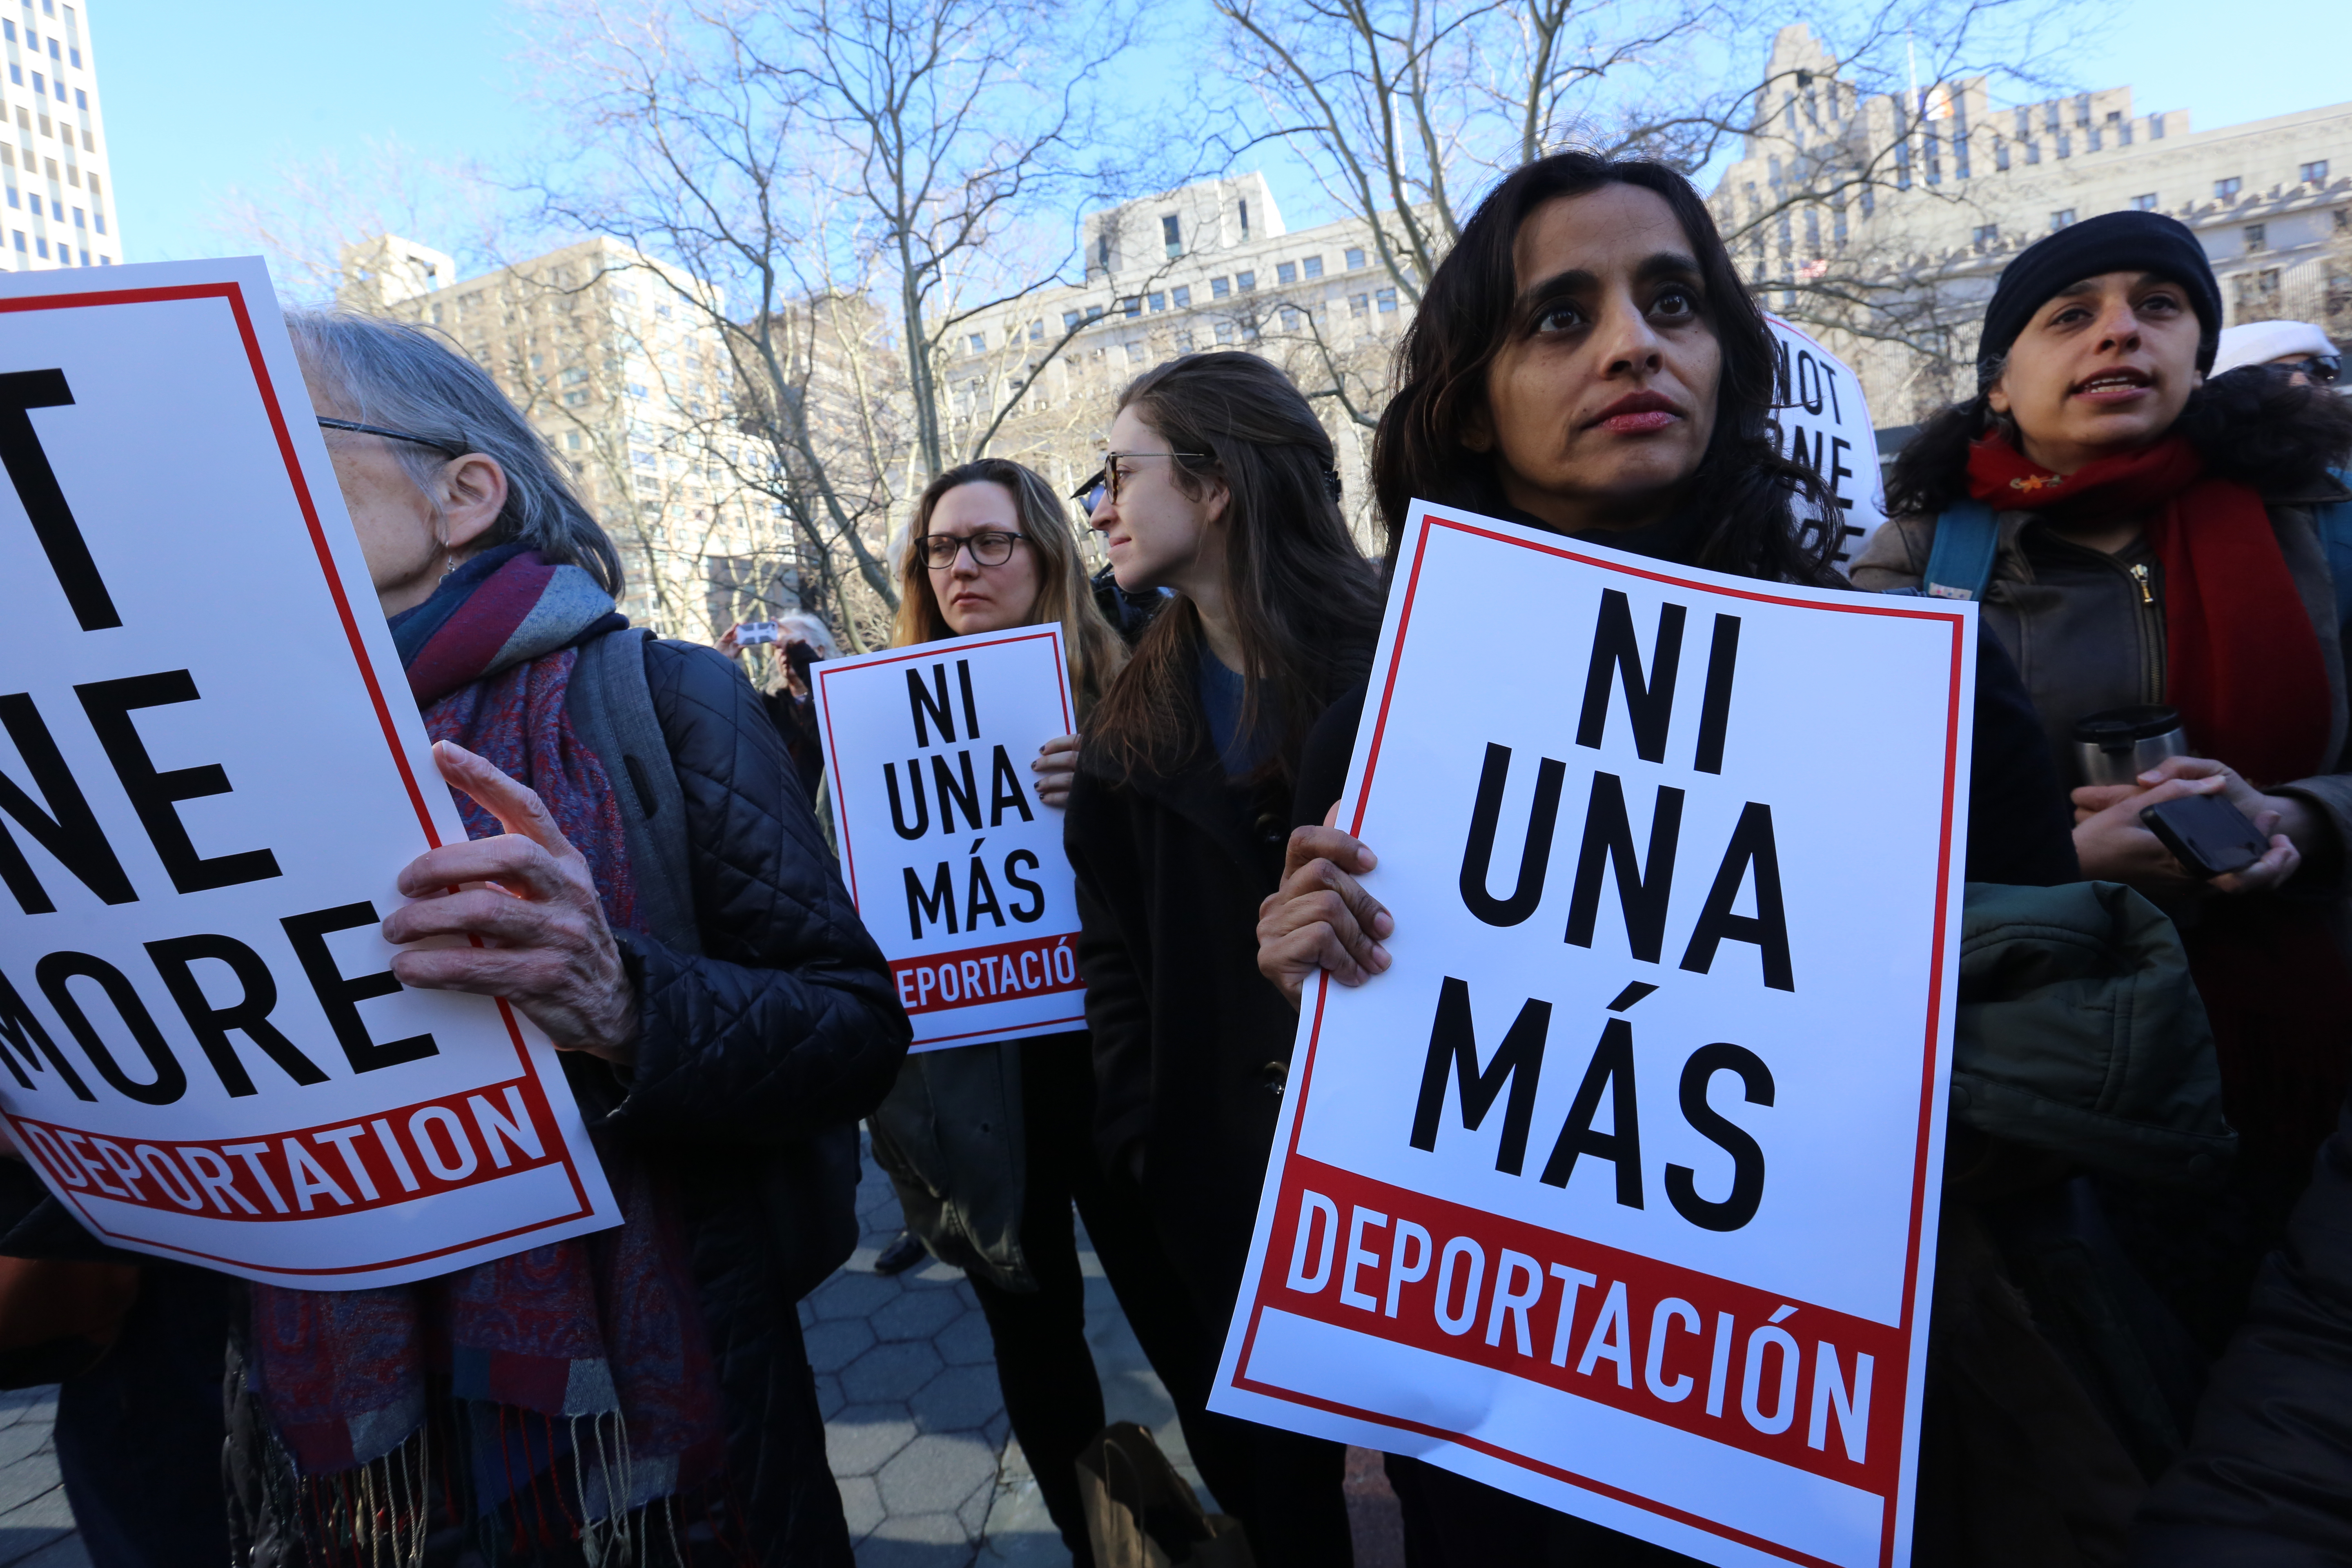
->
[1976, 209, 2221, 385]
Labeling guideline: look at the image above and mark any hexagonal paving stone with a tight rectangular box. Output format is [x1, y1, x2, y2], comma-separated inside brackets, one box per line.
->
[871, 1284, 969, 1343]
[841, 1339, 945, 1404]
[824, 1405, 918, 1478]
[935, 1307, 997, 1367]
[802, 1317, 876, 1375]
[876, 1432, 999, 1517]
[808, 1270, 899, 1322]
[909, 1363, 1004, 1435]
[834, 1472, 884, 1541]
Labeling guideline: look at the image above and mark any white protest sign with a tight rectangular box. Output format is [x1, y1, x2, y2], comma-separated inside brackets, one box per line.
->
[1765, 316, 1886, 575]
[0, 260, 620, 1290]
[814, 626, 1083, 1051]
[1211, 501, 1975, 1568]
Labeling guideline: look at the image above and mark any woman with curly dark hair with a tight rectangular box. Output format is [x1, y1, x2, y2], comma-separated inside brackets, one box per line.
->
[1858, 212, 2352, 1355]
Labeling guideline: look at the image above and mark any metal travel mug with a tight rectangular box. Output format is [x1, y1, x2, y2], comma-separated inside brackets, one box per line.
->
[2071, 705, 2191, 786]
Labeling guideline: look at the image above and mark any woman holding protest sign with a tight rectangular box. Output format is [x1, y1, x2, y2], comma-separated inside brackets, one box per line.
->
[1252, 152, 2103, 1564]
[1064, 351, 1385, 1564]
[1858, 216, 2352, 1352]
[859, 456, 1192, 1566]
[219, 311, 904, 1562]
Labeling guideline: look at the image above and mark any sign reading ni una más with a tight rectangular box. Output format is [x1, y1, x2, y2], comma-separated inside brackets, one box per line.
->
[814, 627, 1084, 1051]
[0, 259, 619, 1289]
[1212, 503, 1975, 1568]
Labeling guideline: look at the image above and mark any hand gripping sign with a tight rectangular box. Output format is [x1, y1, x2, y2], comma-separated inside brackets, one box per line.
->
[1764, 316, 1886, 576]
[0, 260, 620, 1289]
[815, 626, 1084, 1051]
[1212, 502, 1975, 1568]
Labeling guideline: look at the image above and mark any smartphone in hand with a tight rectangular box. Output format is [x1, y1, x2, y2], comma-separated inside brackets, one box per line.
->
[2140, 793, 2272, 879]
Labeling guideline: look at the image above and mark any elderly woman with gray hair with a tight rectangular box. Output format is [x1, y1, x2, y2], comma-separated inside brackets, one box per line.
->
[208, 310, 908, 1563]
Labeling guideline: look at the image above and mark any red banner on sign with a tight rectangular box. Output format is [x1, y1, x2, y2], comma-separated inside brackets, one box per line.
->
[891, 931, 1083, 1015]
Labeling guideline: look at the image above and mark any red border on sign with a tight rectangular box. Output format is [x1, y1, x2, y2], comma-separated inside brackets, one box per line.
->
[0, 280, 595, 1277]
[1230, 511, 1969, 1568]
[814, 628, 1082, 1046]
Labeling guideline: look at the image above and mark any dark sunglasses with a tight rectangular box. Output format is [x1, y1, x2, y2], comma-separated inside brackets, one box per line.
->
[2283, 354, 2342, 386]
[1070, 449, 1210, 515]
[317, 416, 469, 459]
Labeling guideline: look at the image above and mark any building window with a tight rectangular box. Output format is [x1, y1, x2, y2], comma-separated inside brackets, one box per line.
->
[2129, 192, 2158, 211]
[1162, 213, 1181, 258]
[1027, 319, 1043, 342]
[1214, 321, 1234, 344]
[2303, 160, 2330, 184]
[2233, 267, 2283, 318]
[1063, 310, 1080, 330]
[1348, 293, 1368, 318]
[1148, 292, 1165, 311]
[1280, 305, 1301, 330]
[68, 205, 78, 227]
[1211, 276, 1230, 298]
[33, 237, 45, 258]
[1994, 138, 2009, 172]
[2214, 176, 2241, 199]
[1276, 261, 1296, 285]
[71, 89, 80, 109]
[566, 432, 584, 452]
[1238, 198, 1250, 236]
[10, 232, 21, 253]
[1175, 329, 1194, 353]
[9, 68, 20, 86]
[1376, 287, 1398, 313]
[2049, 209, 2076, 231]
[1302, 255, 1323, 279]
[4, 189, 15, 210]
[1172, 285, 1191, 307]
[2245, 224, 2266, 253]
[29, 74, 40, 96]
[1971, 223, 1998, 252]
[1236, 270, 1255, 290]
[2025, 138, 2040, 165]
[1345, 247, 1365, 270]
[1085, 304, 1103, 321]
[1122, 296, 1141, 318]
[2, 22, 12, 39]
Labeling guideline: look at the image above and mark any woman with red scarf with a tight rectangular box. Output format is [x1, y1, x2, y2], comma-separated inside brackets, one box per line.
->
[1857, 211, 2352, 1354]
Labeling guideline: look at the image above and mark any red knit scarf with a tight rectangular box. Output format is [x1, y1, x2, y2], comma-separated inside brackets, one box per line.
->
[1966, 434, 2330, 784]
[1967, 434, 2350, 1171]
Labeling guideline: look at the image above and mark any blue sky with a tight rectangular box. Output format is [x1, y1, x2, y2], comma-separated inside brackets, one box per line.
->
[96, 0, 2352, 272]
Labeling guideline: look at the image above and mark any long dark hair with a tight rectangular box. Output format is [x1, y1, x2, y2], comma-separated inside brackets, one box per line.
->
[1087, 352, 1383, 785]
[1886, 363, 2352, 517]
[1370, 150, 1837, 586]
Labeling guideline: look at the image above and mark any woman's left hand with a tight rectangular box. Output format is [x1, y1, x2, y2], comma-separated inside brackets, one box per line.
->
[1033, 733, 1080, 808]
[381, 741, 640, 1063]
[2070, 755, 2307, 898]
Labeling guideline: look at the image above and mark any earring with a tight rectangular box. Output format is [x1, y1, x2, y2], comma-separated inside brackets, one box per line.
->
[437, 535, 455, 578]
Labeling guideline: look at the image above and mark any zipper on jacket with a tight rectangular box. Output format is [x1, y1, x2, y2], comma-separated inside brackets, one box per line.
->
[2129, 564, 2154, 605]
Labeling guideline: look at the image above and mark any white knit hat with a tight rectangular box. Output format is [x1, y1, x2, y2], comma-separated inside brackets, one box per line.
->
[2211, 319, 2338, 375]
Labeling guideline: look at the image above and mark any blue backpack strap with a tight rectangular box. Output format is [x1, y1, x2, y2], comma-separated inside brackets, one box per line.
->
[2316, 468, 2352, 633]
[1920, 498, 2000, 601]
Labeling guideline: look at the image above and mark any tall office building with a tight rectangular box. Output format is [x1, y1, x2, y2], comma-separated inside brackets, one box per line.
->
[0, 0, 116, 268]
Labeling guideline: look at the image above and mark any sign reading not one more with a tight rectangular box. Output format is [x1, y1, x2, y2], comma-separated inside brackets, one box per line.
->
[1212, 501, 1975, 1568]
[815, 626, 1085, 1051]
[0, 259, 620, 1289]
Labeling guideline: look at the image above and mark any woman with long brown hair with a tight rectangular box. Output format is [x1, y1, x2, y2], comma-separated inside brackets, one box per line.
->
[864, 457, 1193, 1566]
[1064, 351, 1384, 1564]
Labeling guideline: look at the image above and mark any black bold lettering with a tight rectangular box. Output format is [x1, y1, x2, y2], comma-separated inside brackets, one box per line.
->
[1679, 802, 1795, 991]
[988, 746, 1035, 825]
[0, 691, 135, 913]
[1457, 743, 1564, 927]
[1797, 352, 1824, 415]
[1667, 1042, 1773, 1231]
[1828, 436, 1855, 505]
[0, 369, 117, 630]
[1564, 773, 1682, 963]
[279, 903, 438, 1073]
[76, 672, 281, 894]
[964, 855, 1005, 929]
[1692, 615, 1741, 776]
[0, 966, 94, 1097]
[1576, 590, 1685, 764]
[907, 664, 956, 746]
[885, 760, 929, 840]
[1538, 1018, 1644, 1207]
[1003, 850, 1045, 922]
[33, 951, 187, 1105]
[904, 861, 957, 939]
[957, 659, 980, 738]
[1411, 976, 1549, 1177]
[931, 751, 982, 832]
[144, 933, 329, 1097]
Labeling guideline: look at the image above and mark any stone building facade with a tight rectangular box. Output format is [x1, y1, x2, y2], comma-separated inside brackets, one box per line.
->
[1712, 24, 2352, 420]
[338, 234, 783, 640]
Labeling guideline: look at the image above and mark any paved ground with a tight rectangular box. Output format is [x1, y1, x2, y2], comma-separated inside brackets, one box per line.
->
[0, 1137, 1402, 1568]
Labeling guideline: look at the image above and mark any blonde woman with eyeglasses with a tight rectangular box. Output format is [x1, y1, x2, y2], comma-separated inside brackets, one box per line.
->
[863, 458, 1189, 1567]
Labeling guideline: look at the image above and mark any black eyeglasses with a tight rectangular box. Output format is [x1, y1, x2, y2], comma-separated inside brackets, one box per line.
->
[918, 530, 1032, 570]
[316, 416, 468, 459]
[2282, 354, 2343, 386]
[1071, 449, 1210, 515]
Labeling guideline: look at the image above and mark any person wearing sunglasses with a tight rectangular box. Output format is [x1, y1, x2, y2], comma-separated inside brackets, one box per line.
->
[1062, 352, 1384, 1566]
[861, 459, 1183, 1567]
[2211, 318, 2343, 387]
